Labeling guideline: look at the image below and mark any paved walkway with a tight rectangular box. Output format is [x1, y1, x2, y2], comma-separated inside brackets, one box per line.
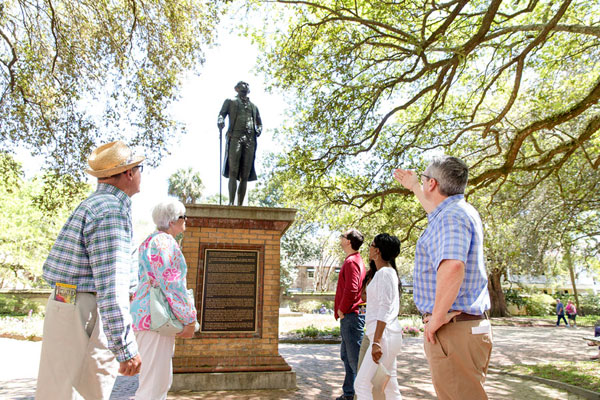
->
[1, 325, 596, 399]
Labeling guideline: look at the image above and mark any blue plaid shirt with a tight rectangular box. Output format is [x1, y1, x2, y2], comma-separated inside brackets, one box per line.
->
[43, 183, 138, 362]
[413, 194, 490, 315]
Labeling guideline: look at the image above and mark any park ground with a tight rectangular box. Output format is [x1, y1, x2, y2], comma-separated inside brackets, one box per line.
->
[0, 316, 598, 399]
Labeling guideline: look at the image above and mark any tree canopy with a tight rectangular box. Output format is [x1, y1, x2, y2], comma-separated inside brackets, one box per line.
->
[254, 0, 600, 213]
[1, 0, 222, 178]
[0, 152, 89, 288]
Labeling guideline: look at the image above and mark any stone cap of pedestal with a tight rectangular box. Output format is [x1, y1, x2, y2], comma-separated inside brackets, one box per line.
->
[185, 204, 297, 233]
[186, 204, 296, 221]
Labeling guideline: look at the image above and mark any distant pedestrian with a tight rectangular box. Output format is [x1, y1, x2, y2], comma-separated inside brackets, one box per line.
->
[591, 322, 600, 360]
[394, 155, 493, 400]
[556, 299, 569, 326]
[334, 229, 367, 400]
[36, 141, 144, 399]
[354, 233, 404, 400]
[565, 300, 577, 328]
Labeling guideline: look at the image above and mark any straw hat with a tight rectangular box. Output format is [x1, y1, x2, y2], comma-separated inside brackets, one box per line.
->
[85, 141, 145, 178]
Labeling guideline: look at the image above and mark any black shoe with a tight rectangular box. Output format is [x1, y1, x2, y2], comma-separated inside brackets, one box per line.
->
[335, 396, 354, 400]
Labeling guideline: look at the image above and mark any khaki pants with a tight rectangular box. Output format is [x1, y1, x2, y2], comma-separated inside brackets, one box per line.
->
[424, 319, 493, 400]
[36, 293, 118, 400]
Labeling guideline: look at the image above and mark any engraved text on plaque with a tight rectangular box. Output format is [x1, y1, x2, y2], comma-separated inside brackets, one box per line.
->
[201, 249, 259, 332]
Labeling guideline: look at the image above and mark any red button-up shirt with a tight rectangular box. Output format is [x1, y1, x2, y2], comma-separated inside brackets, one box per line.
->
[334, 252, 366, 320]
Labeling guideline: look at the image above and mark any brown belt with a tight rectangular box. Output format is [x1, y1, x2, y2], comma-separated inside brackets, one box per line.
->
[78, 291, 97, 295]
[422, 312, 487, 323]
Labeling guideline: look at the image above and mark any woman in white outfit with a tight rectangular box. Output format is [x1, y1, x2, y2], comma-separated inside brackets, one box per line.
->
[355, 233, 403, 399]
[130, 199, 198, 400]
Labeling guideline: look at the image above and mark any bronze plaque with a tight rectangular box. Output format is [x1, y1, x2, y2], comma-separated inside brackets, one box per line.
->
[200, 249, 259, 332]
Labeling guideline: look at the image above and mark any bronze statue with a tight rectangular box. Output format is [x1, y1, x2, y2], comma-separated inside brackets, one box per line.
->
[217, 81, 262, 206]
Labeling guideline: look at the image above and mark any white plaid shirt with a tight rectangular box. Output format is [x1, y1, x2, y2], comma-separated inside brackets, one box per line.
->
[413, 194, 490, 315]
[43, 183, 138, 362]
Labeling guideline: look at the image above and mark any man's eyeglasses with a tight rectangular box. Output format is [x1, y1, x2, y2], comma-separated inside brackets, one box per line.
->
[420, 173, 432, 184]
[339, 234, 348, 239]
[370, 242, 376, 248]
[178, 215, 187, 220]
[133, 165, 144, 173]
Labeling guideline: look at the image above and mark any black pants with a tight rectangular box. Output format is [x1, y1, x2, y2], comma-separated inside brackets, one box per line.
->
[228, 133, 256, 180]
[556, 314, 568, 325]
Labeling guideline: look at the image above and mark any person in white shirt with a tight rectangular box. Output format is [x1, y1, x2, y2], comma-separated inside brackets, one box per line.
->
[354, 233, 403, 399]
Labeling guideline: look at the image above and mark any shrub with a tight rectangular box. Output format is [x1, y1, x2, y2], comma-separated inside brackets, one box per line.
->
[400, 293, 419, 315]
[292, 300, 323, 314]
[402, 326, 422, 337]
[0, 294, 41, 316]
[504, 289, 527, 308]
[523, 293, 555, 316]
[293, 324, 340, 338]
[578, 294, 600, 316]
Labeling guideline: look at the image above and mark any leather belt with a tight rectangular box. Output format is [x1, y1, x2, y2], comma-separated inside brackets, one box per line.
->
[78, 291, 97, 295]
[422, 312, 487, 323]
[452, 313, 487, 322]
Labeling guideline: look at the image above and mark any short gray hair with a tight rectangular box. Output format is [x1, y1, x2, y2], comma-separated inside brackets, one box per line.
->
[152, 199, 186, 230]
[428, 155, 469, 196]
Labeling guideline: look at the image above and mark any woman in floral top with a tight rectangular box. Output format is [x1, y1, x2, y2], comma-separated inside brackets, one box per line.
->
[130, 199, 197, 400]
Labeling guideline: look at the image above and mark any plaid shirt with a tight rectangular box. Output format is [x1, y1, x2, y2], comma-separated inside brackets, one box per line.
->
[43, 183, 138, 362]
[413, 194, 490, 315]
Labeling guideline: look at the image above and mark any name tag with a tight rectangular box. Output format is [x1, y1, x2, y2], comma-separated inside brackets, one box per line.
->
[472, 319, 491, 335]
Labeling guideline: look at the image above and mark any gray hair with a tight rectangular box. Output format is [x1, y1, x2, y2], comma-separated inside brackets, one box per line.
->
[152, 199, 186, 230]
[428, 155, 469, 196]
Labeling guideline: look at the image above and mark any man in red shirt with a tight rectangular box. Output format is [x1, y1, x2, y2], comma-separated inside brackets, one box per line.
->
[334, 229, 366, 400]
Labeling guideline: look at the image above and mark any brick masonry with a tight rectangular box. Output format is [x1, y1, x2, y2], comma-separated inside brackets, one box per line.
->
[173, 205, 296, 374]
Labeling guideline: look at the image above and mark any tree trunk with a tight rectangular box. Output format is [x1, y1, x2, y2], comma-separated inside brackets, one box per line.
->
[564, 244, 581, 314]
[488, 269, 509, 317]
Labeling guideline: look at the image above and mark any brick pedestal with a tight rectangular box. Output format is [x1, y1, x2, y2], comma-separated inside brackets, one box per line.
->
[171, 205, 296, 391]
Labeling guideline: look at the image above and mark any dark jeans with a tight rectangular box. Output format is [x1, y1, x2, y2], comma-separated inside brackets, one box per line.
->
[556, 314, 568, 326]
[340, 313, 365, 397]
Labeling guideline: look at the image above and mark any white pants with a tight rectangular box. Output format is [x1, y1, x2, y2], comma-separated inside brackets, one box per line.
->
[134, 330, 176, 400]
[36, 293, 118, 400]
[355, 330, 403, 400]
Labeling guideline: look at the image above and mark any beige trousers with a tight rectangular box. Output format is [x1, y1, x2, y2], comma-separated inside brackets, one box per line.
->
[35, 293, 118, 400]
[424, 319, 493, 400]
[134, 330, 176, 400]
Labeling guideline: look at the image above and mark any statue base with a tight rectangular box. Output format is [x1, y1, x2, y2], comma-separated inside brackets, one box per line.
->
[171, 371, 296, 391]
[173, 205, 297, 391]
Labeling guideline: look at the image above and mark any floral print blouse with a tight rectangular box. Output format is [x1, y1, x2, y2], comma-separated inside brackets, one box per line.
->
[130, 231, 197, 331]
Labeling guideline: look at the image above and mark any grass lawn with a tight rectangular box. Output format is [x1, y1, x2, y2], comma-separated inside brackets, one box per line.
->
[280, 314, 425, 337]
[520, 315, 600, 327]
[0, 314, 44, 340]
[504, 361, 600, 393]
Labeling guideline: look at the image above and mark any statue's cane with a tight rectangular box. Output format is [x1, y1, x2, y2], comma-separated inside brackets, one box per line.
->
[218, 126, 223, 205]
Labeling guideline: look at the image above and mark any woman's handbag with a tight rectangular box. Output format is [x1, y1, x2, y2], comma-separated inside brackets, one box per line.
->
[149, 286, 183, 336]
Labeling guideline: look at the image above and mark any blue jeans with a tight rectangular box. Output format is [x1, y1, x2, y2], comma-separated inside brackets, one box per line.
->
[340, 313, 365, 397]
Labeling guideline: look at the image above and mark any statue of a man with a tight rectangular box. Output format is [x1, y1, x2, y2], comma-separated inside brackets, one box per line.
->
[217, 81, 262, 206]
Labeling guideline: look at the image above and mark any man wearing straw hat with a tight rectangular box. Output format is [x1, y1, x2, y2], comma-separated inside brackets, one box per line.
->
[36, 141, 144, 400]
